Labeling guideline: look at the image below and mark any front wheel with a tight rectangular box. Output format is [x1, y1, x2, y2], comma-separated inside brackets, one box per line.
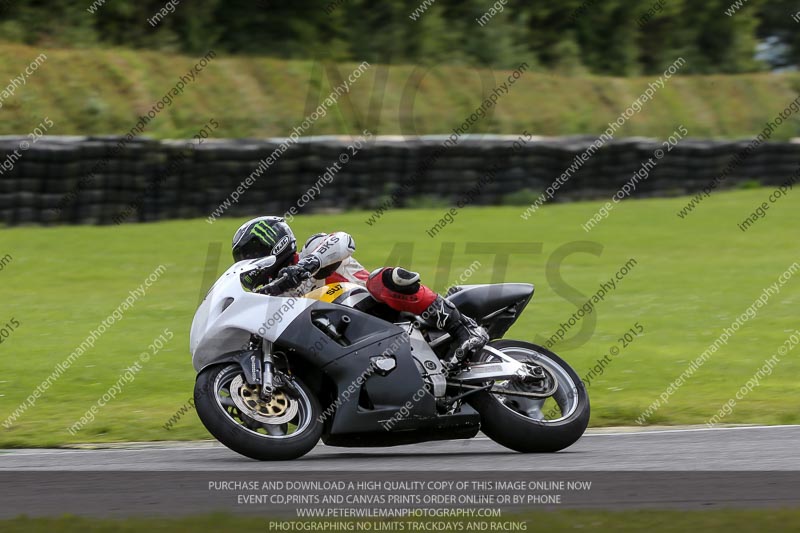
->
[194, 364, 323, 461]
[468, 340, 590, 453]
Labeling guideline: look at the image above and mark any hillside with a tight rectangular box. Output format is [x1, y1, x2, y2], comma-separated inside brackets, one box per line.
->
[1, 43, 799, 141]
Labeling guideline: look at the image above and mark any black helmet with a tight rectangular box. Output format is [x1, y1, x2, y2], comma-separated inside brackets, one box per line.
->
[231, 216, 297, 270]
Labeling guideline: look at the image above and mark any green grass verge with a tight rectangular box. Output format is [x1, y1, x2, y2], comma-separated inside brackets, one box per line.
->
[1, 42, 800, 139]
[0, 189, 798, 446]
[2, 509, 800, 532]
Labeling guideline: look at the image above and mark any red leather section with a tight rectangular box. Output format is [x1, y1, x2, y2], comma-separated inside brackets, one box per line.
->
[366, 268, 436, 314]
[352, 268, 370, 281]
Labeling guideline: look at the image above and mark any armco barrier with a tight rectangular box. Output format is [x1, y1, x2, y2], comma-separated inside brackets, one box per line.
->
[0, 135, 798, 226]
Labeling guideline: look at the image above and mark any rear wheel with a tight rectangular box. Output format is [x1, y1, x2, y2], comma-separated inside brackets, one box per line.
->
[468, 340, 589, 453]
[194, 364, 322, 460]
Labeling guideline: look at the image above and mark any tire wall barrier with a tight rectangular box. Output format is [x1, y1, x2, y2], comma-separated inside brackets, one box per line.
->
[1, 135, 798, 226]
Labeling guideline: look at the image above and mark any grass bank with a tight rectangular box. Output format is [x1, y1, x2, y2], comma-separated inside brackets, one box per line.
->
[0, 189, 798, 446]
[0, 43, 799, 140]
[2, 509, 800, 532]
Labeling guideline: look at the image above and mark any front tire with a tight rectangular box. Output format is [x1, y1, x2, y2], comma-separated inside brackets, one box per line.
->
[468, 340, 590, 453]
[194, 364, 323, 461]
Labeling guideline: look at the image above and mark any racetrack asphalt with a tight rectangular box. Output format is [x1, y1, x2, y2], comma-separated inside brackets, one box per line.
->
[2, 425, 798, 471]
[1, 426, 798, 518]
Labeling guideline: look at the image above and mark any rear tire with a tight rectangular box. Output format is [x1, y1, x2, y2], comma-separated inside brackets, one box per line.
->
[468, 340, 590, 453]
[194, 364, 323, 461]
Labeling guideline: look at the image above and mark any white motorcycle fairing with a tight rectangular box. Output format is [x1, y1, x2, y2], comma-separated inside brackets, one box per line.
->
[190, 258, 314, 372]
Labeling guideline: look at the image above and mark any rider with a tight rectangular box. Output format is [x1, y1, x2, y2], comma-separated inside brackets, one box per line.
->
[231, 216, 488, 362]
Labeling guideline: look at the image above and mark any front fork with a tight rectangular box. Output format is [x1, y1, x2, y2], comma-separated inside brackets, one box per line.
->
[260, 339, 275, 401]
[235, 335, 277, 401]
[252, 336, 299, 401]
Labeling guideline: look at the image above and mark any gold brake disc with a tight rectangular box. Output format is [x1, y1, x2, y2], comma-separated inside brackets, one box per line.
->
[229, 375, 298, 424]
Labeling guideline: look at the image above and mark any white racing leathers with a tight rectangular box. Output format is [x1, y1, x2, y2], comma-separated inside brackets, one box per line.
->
[286, 231, 370, 297]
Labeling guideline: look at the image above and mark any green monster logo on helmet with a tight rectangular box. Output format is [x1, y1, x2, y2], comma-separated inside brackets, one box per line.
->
[250, 221, 278, 246]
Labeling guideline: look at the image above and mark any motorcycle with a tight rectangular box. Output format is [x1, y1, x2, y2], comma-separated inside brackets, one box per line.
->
[190, 256, 590, 460]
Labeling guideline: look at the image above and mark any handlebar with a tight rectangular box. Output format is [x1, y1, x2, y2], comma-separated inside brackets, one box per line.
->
[259, 273, 289, 295]
[255, 267, 313, 296]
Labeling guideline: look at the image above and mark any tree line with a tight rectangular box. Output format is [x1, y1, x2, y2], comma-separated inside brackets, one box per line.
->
[0, 0, 798, 75]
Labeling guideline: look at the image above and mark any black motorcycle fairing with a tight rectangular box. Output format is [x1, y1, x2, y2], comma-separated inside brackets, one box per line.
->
[321, 332, 439, 435]
[275, 301, 404, 367]
[274, 301, 480, 440]
[274, 303, 432, 428]
[446, 283, 534, 338]
[322, 405, 481, 448]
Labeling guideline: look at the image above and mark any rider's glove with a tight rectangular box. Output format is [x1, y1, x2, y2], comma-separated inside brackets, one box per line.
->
[265, 257, 321, 295]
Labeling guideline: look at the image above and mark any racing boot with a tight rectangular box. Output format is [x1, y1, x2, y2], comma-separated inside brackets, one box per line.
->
[422, 295, 489, 367]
